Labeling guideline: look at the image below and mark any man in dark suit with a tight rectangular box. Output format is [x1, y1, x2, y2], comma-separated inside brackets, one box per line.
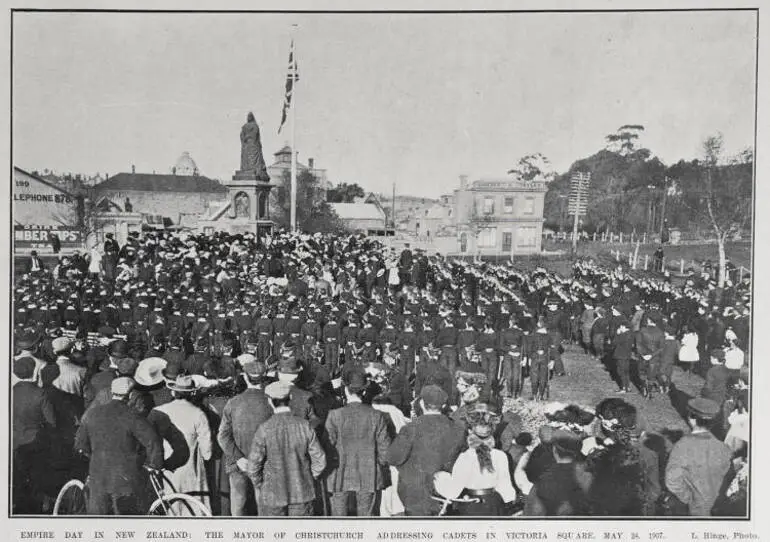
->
[635, 316, 665, 398]
[13, 356, 56, 514]
[74, 377, 164, 515]
[217, 361, 273, 516]
[27, 250, 46, 276]
[84, 338, 130, 408]
[386, 385, 466, 516]
[325, 368, 391, 516]
[247, 381, 326, 516]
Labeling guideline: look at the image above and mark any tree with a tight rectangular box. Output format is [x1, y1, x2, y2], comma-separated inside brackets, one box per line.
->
[508, 153, 556, 183]
[273, 170, 348, 233]
[327, 182, 365, 203]
[605, 125, 645, 156]
[675, 133, 753, 287]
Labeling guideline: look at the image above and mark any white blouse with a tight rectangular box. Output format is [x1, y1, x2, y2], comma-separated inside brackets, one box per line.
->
[451, 448, 517, 503]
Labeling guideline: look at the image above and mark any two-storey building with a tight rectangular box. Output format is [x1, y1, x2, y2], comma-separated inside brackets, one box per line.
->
[453, 175, 546, 256]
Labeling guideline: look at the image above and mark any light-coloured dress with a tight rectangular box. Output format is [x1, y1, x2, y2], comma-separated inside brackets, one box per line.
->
[373, 403, 409, 516]
[149, 398, 213, 513]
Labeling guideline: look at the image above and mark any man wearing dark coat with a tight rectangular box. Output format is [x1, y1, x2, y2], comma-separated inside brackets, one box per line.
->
[217, 361, 273, 516]
[74, 377, 164, 515]
[325, 368, 392, 516]
[13, 356, 56, 514]
[386, 385, 466, 516]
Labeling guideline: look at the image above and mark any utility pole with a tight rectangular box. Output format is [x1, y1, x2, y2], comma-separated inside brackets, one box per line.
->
[391, 182, 396, 232]
[658, 176, 669, 240]
[568, 172, 590, 253]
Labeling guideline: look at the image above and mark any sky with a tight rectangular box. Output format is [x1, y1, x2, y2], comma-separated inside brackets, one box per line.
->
[13, 10, 757, 198]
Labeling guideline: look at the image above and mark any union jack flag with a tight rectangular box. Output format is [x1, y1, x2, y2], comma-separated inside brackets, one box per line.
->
[278, 39, 299, 134]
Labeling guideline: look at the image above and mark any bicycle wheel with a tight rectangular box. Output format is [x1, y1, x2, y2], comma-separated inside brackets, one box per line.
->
[148, 493, 211, 517]
[53, 480, 87, 515]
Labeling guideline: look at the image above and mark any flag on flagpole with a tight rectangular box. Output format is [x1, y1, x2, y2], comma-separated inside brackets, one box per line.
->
[278, 39, 299, 134]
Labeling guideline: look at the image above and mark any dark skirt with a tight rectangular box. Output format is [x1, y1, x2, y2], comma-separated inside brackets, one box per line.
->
[451, 488, 506, 516]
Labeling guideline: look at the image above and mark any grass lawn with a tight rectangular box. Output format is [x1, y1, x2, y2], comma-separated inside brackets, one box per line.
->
[506, 344, 707, 451]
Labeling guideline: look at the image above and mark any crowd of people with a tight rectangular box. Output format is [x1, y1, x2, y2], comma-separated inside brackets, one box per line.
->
[12, 229, 751, 517]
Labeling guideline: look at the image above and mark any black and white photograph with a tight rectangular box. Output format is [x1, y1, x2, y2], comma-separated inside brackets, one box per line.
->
[9, 7, 758, 523]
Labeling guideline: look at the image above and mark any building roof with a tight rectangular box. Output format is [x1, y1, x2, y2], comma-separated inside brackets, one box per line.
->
[14, 166, 78, 198]
[330, 202, 385, 221]
[94, 172, 227, 193]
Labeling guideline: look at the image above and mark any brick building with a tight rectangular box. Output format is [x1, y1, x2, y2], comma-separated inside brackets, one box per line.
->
[92, 153, 228, 227]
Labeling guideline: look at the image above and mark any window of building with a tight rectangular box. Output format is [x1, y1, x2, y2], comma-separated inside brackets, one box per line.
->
[482, 196, 495, 215]
[504, 197, 514, 214]
[517, 226, 536, 247]
[478, 227, 497, 248]
[523, 197, 535, 215]
[502, 231, 513, 252]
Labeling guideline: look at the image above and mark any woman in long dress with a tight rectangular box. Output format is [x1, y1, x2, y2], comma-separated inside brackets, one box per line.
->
[148, 375, 213, 514]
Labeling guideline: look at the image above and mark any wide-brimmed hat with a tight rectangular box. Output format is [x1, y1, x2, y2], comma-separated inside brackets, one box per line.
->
[167, 374, 200, 393]
[135, 357, 168, 387]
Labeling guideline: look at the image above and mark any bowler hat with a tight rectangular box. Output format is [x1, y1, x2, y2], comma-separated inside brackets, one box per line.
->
[162, 361, 182, 381]
[108, 339, 129, 359]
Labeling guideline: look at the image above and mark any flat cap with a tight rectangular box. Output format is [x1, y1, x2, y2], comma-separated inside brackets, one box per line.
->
[688, 397, 720, 420]
[265, 380, 292, 400]
[111, 376, 135, 396]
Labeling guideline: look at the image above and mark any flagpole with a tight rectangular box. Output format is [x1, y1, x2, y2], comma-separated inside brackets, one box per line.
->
[290, 27, 298, 233]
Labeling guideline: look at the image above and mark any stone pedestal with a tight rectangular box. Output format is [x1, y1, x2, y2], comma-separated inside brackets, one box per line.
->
[224, 170, 274, 241]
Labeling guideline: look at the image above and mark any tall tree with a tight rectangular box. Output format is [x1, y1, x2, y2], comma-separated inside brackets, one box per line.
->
[674, 134, 752, 286]
[605, 125, 645, 155]
[273, 170, 347, 233]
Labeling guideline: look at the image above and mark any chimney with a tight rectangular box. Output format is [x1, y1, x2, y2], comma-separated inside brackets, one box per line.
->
[459, 175, 468, 190]
[131, 164, 136, 174]
[308, 158, 315, 169]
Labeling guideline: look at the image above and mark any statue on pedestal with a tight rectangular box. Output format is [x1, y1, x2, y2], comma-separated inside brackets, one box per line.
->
[240, 112, 270, 182]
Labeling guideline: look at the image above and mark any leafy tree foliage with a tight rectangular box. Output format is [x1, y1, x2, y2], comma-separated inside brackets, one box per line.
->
[508, 153, 556, 183]
[327, 182, 366, 203]
[272, 170, 348, 234]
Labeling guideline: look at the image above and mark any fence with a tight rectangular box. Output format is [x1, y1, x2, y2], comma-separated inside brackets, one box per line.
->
[606, 247, 749, 281]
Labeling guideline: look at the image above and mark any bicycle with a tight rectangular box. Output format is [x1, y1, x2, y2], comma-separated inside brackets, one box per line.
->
[53, 469, 211, 516]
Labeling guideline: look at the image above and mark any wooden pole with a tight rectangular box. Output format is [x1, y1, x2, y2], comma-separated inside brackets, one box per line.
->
[680, 259, 684, 275]
[593, 232, 596, 242]
[644, 254, 649, 270]
[620, 232, 624, 244]
[643, 232, 647, 244]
